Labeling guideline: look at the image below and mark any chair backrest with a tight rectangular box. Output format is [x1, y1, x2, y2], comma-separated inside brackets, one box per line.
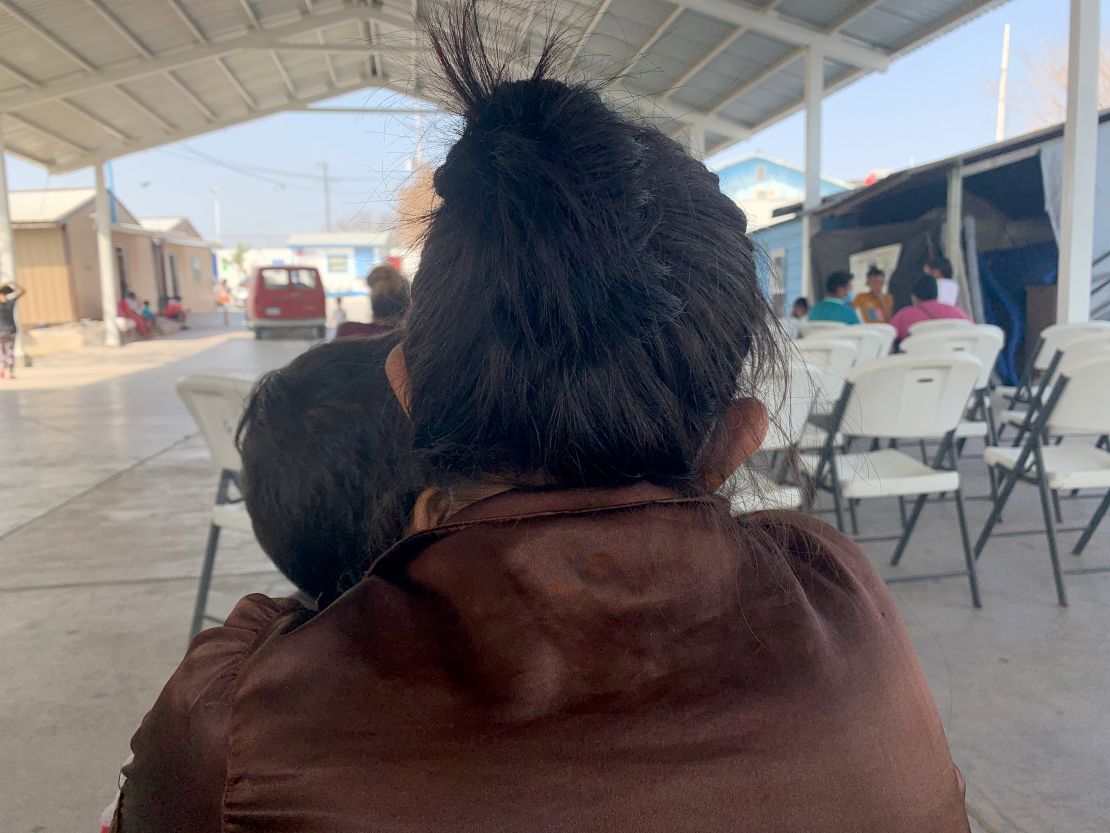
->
[177, 374, 257, 472]
[838, 354, 982, 439]
[759, 361, 820, 451]
[907, 318, 972, 336]
[821, 326, 886, 362]
[1034, 321, 1110, 371]
[1046, 354, 1110, 435]
[798, 320, 847, 338]
[791, 337, 857, 379]
[861, 322, 896, 356]
[899, 324, 1004, 390]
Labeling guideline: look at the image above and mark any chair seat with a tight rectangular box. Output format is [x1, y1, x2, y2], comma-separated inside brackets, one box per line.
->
[728, 471, 803, 514]
[211, 502, 255, 533]
[984, 444, 1110, 490]
[801, 448, 959, 498]
[955, 420, 988, 438]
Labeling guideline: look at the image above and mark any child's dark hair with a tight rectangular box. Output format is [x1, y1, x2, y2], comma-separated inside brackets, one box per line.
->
[925, 256, 953, 279]
[401, 0, 783, 493]
[236, 333, 421, 603]
[913, 274, 939, 301]
[825, 271, 852, 295]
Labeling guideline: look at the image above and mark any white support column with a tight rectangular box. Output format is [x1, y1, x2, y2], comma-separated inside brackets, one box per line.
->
[0, 125, 19, 363]
[800, 46, 823, 299]
[1056, 0, 1100, 324]
[95, 162, 120, 346]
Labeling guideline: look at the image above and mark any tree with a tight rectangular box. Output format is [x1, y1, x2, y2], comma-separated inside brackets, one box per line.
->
[1022, 41, 1110, 128]
[390, 166, 439, 252]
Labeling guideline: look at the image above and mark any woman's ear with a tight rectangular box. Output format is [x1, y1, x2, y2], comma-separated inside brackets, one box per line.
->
[701, 398, 768, 492]
[385, 344, 412, 416]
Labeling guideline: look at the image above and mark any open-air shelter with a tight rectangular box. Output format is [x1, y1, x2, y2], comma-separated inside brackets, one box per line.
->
[0, 0, 1100, 345]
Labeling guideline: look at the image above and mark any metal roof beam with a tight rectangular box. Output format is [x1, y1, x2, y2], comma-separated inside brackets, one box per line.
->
[58, 98, 133, 142]
[271, 51, 297, 97]
[84, 0, 153, 58]
[217, 60, 257, 110]
[0, 4, 372, 111]
[0, 0, 97, 72]
[609, 80, 750, 141]
[49, 74, 382, 174]
[3, 112, 89, 154]
[114, 85, 175, 132]
[165, 71, 215, 121]
[568, 0, 612, 64]
[614, 4, 685, 77]
[162, 0, 207, 44]
[679, 0, 889, 71]
[317, 30, 341, 86]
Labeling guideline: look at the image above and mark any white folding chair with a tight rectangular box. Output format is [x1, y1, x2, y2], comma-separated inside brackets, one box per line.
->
[822, 326, 887, 363]
[997, 321, 1110, 418]
[907, 318, 973, 336]
[976, 355, 1110, 606]
[861, 322, 896, 356]
[728, 360, 821, 514]
[802, 353, 984, 606]
[798, 320, 848, 338]
[901, 325, 1005, 445]
[999, 333, 1110, 446]
[790, 338, 856, 449]
[177, 374, 258, 639]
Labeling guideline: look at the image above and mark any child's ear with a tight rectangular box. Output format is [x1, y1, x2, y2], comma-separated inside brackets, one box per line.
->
[385, 345, 412, 416]
[700, 398, 768, 492]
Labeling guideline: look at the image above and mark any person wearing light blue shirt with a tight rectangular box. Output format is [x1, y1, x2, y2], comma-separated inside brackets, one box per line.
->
[808, 271, 861, 325]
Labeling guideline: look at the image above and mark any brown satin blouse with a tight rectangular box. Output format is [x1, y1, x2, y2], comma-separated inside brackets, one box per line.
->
[112, 484, 969, 833]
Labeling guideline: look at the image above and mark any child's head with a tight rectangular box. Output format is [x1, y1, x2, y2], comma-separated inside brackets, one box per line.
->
[335, 296, 343, 307]
[237, 333, 421, 603]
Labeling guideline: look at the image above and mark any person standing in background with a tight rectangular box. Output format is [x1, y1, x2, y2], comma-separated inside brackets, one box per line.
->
[0, 283, 26, 379]
[333, 296, 348, 329]
[853, 265, 894, 323]
[924, 257, 960, 306]
[808, 271, 861, 325]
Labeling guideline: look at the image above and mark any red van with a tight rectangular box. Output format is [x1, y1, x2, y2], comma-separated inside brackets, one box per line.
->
[246, 266, 326, 339]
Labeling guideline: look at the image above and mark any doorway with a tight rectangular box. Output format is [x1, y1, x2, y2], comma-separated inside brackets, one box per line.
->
[114, 246, 128, 297]
[153, 241, 169, 306]
[168, 253, 180, 298]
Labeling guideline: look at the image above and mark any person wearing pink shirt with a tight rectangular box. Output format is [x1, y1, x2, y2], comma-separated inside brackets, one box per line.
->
[891, 275, 971, 343]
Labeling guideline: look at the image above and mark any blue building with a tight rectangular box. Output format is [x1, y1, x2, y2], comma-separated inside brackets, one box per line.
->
[712, 154, 850, 312]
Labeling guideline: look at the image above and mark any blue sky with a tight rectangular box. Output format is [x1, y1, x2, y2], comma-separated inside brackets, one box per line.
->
[4, 0, 1103, 245]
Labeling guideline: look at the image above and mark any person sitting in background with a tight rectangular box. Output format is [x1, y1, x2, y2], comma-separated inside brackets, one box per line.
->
[0, 282, 25, 380]
[162, 296, 187, 328]
[335, 263, 410, 339]
[808, 271, 861, 324]
[140, 300, 156, 326]
[924, 256, 960, 306]
[236, 332, 421, 605]
[110, 6, 970, 830]
[891, 274, 971, 342]
[791, 296, 809, 319]
[117, 294, 149, 338]
[853, 265, 894, 323]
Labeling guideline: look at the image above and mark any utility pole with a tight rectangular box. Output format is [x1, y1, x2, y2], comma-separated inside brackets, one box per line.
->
[212, 186, 222, 243]
[996, 23, 1011, 142]
[321, 161, 332, 231]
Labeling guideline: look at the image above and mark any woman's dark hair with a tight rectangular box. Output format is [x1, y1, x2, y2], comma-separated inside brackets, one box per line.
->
[913, 274, 939, 302]
[925, 257, 953, 279]
[824, 271, 852, 295]
[401, 0, 783, 492]
[236, 333, 421, 603]
[866, 265, 884, 279]
[792, 297, 809, 314]
[367, 263, 410, 321]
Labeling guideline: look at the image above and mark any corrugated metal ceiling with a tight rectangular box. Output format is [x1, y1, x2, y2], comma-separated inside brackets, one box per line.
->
[0, 0, 1009, 172]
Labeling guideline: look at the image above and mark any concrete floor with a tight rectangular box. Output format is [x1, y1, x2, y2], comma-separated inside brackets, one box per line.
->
[2, 314, 1108, 833]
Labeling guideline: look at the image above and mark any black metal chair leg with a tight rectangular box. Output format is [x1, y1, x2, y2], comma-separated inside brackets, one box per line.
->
[954, 489, 982, 608]
[1052, 489, 1064, 524]
[1032, 444, 1068, 607]
[190, 523, 221, 639]
[830, 465, 846, 533]
[1073, 490, 1110, 556]
[891, 494, 927, 566]
[898, 496, 908, 528]
[974, 463, 1022, 558]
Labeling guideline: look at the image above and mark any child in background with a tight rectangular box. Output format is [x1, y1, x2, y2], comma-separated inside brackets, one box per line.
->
[332, 296, 348, 330]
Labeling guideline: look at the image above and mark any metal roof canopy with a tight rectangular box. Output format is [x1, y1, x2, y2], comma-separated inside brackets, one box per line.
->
[0, 0, 1011, 173]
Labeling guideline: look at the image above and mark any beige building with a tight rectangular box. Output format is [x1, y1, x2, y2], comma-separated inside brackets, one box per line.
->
[9, 188, 217, 328]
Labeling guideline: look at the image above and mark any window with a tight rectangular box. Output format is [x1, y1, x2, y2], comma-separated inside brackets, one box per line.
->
[769, 248, 787, 316]
[261, 268, 289, 289]
[115, 246, 128, 297]
[291, 268, 318, 289]
[755, 164, 767, 182]
[327, 254, 349, 273]
[192, 257, 202, 282]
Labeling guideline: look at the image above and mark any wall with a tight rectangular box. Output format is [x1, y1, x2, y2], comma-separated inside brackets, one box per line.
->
[62, 203, 100, 320]
[161, 241, 216, 314]
[12, 227, 73, 326]
[751, 216, 803, 314]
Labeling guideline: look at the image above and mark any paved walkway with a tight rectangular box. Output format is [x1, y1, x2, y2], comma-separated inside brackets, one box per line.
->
[2, 319, 1108, 832]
